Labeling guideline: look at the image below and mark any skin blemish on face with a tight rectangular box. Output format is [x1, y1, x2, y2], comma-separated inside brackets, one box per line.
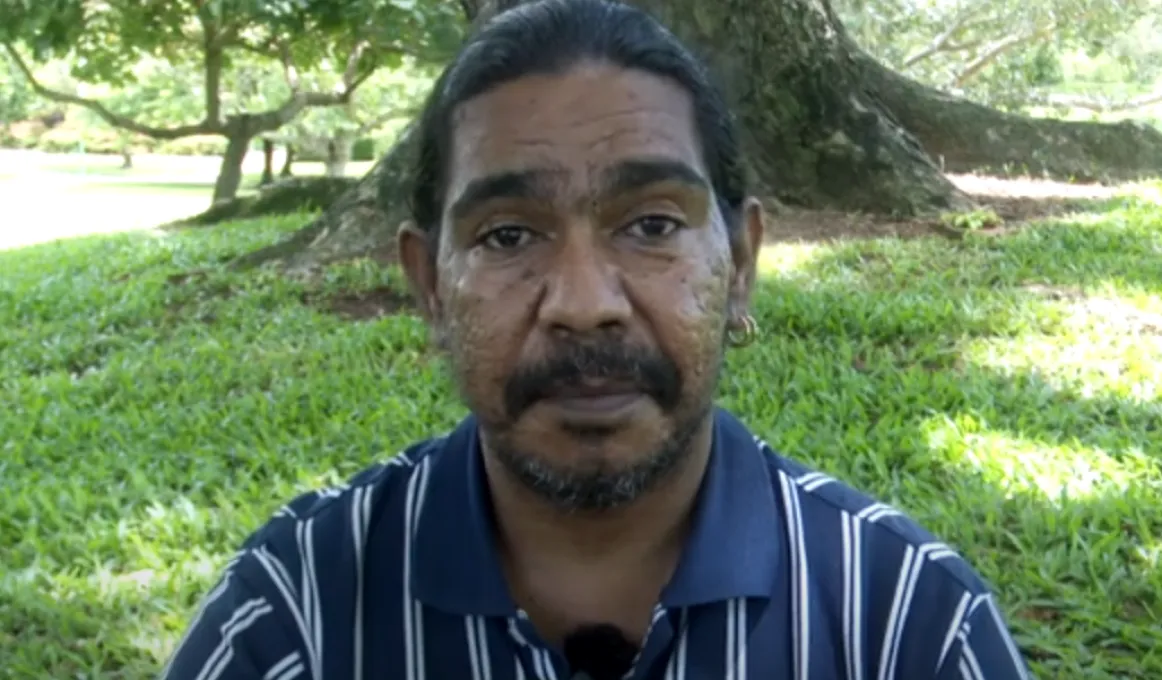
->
[407, 61, 758, 515]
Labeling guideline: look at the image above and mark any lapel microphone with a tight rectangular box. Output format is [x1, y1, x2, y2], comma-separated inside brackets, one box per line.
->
[563, 623, 639, 680]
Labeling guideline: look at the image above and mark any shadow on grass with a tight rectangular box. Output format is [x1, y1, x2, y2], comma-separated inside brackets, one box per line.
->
[764, 180, 1156, 246]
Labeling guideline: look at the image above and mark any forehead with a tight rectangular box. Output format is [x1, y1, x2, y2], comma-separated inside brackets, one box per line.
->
[446, 62, 704, 197]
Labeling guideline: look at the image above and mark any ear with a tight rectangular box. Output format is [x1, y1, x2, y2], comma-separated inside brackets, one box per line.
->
[727, 197, 765, 318]
[397, 220, 446, 344]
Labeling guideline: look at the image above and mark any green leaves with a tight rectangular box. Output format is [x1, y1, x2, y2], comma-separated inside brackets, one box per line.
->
[0, 0, 87, 57]
[2, 0, 458, 201]
[836, 0, 1162, 108]
[2, 0, 461, 122]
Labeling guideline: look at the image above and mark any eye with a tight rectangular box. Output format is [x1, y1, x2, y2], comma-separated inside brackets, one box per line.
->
[624, 215, 684, 240]
[480, 225, 535, 250]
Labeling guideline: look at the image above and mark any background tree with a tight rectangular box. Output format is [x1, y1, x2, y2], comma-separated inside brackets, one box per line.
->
[838, 0, 1162, 114]
[256, 61, 435, 181]
[70, 57, 205, 167]
[0, 50, 70, 141]
[0, 0, 463, 203]
[234, 0, 1162, 271]
[0, 50, 40, 130]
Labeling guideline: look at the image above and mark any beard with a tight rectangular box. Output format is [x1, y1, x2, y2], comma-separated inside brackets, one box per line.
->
[479, 339, 722, 512]
[490, 399, 711, 512]
[448, 324, 728, 512]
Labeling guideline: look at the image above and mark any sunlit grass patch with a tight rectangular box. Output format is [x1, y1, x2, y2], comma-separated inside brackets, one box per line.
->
[921, 415, 1155, 500]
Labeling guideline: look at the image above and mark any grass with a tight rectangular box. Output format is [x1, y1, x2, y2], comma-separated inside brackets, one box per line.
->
[0, 150, 376, 251]
[1, 184, 1161, 679]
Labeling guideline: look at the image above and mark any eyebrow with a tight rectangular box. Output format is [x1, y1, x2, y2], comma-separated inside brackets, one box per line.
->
[601, 158, 709, 197]
[447, 158, 710, 222]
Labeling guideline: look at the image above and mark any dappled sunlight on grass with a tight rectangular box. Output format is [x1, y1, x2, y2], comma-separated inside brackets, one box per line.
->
[2, 495, 242, 671]
[727, 201, 1161, 677]
[921, 415, 1154, 501]
[964, 331, 1161, 402]
[1, 548, 219, 675]
[754, 241, 830, 276]
[1124, 178, 1162, 204]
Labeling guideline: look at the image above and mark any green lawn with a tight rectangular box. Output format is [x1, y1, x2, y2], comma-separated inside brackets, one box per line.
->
[1, 188, 1161, 678]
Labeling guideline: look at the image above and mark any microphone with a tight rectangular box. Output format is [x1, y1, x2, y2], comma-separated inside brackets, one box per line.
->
[563, 623, 639, 680]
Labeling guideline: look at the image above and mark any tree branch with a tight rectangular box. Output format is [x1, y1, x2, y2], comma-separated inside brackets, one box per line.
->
[937, 38, 985, 54]
[1032, 88, 1162, 113]
[355, 106, 417, 136]
[948, 25, 1054, 87]
[341, 41, 376, 90]
[2, 43, 218, 139]
[279, 42, 301, 91]
[902, 5, 983, 68]
[247, 38, 385, 136]
[195, 3, 225, 126]
[202, 42, 224, 126]
[249, 91, 347, 134]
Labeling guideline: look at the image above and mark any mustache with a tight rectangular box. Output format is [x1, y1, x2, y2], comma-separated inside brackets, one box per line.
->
[503, 342, 682, 417]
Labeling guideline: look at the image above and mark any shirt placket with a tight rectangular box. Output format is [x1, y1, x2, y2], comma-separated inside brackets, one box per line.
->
[506, 604, 683, 680]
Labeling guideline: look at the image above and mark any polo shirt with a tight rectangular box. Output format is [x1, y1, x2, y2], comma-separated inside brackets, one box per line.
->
[162, 408, 1031, 679]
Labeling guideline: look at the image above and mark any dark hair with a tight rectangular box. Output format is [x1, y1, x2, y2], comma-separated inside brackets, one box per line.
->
[403, 0, 747, 243]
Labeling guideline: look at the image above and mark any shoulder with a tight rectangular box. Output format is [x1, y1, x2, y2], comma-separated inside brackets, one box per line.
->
[757, 439, 993, 597]
[233, 435, 445, 579]
[162, 437, 447, 679]
[755, 443, 1031, 678]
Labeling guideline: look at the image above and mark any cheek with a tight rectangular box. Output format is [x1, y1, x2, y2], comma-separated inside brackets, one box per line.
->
[669, 247, 732, 325]
[641, 256, 732, 382]
[438, 272, 529, 397]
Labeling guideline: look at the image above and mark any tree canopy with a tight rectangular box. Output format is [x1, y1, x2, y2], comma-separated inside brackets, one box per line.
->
[0, 0, 464, 201]
[838, 0, 1162, 110]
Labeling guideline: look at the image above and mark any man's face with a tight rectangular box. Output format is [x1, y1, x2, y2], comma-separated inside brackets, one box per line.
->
[400, 61, 762, 511]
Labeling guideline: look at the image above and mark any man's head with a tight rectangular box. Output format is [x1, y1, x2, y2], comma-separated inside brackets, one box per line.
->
[398, 0, 764, 512]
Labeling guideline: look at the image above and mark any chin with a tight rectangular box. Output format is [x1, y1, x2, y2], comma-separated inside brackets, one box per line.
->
[495, 434, 682, 512]
[532, 426, 661, 466]
[524, 407, 668, 453]
[489, 408, 707, 512]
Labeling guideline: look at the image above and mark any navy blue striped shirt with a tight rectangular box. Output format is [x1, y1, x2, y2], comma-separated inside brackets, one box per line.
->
[163, 409, 1030, 679]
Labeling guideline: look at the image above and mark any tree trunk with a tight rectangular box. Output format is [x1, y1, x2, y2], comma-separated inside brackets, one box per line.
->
[856, 53, 1162, 183]
[324, 134, 355, 178]
[280, 145, 296, 178]
[628, 0, 976, 215]
[232, 0, 1162, 271]
[260, 139, 276, 186]
[229, 126, 416, 271]
[213, 131, 253, 204]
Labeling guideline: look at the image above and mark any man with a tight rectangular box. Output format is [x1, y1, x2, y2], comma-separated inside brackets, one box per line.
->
[163, 1, 1031, 678]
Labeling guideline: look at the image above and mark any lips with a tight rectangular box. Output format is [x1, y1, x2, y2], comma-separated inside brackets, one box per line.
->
[544, 378, 639, 400]
[540, 379, 645, 421]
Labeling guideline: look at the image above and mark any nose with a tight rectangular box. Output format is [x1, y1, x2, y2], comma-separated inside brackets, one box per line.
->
[537, 229, 632, 337]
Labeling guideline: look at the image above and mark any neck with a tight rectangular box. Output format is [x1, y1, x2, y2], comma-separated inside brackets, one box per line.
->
[483, 417, 714, 567]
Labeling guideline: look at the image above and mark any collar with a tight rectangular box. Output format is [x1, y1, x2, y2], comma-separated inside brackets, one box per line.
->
[411, 408, 782, 616]
[659, 408, 781, 606]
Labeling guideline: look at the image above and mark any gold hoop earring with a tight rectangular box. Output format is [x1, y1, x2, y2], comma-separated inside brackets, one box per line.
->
[726, 314, 758, 348]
